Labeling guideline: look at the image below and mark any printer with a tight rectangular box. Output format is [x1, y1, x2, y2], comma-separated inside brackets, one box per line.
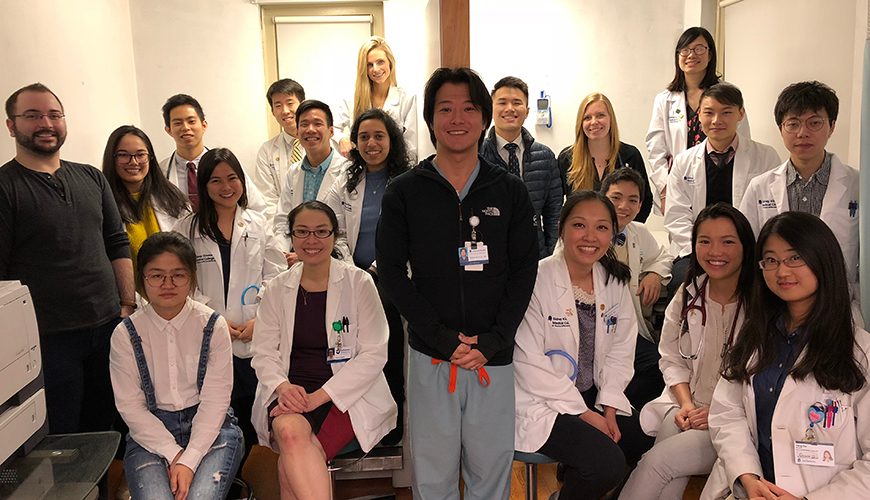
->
[0, 281, 48, 468]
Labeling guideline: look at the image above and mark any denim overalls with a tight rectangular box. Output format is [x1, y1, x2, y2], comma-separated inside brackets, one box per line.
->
[122, 312, 243, 499]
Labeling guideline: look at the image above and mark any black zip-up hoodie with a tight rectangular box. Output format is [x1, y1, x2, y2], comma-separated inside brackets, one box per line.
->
[376, 154, 539, 365]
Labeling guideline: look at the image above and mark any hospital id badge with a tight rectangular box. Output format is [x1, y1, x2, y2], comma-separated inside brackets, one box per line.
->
[459, 241, 489, 271]
[794, 441, 835, 467]
[327, 345, 353, 364]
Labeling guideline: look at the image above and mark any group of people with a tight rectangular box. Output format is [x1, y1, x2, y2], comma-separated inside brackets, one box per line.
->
[0, 26, 867, 500]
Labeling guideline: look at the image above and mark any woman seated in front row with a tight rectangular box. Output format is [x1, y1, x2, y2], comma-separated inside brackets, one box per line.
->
[620, 203, 755, 499]
[251, 201, 397, 500]
[514, 191, 653, 499]
[702, 212, 870, 499]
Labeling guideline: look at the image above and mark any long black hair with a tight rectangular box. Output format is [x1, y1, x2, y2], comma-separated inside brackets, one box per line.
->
[682, 203, 756, 313]
[667, 27, 720, 92]
[558, 191, 630, 285]
[722, 212, 865, 393]
[101, 125, 188, 223]
[190, 148, 248, 244]
[345, 109, 410, 193]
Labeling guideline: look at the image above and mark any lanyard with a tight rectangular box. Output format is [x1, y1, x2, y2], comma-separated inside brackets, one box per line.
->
[431, 358, 490, 393]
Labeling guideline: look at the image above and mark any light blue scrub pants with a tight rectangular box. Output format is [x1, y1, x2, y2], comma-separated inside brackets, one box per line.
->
[409, 348, 515, 500]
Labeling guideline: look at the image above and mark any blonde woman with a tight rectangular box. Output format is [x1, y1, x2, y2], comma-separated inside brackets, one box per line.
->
[557, 93, 652, 222]
[335, 36, 417, 162]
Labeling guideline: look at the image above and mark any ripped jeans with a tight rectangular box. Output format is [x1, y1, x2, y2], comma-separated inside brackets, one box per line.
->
[124, 405, 243, 499]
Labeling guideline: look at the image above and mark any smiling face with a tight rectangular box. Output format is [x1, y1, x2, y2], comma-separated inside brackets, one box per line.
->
[367, 48, 392, 86]
[761, 233, 817, 311]
[291, 207, 335, 267]
[297, 108, 334, 159]
[6, 90, 67, 156]
[165, 104, 207, 150]
[143, 251, 192, 318]
[581, 100, 611, 142]
[492, 86, 528, 141]
[206, 162, 243, 211]
[605, 180, 641, 231]
[271, 92, 301, 137]
[561, 199, 614, 270]
[699, 96, 744, 147]
[356, 118, 390, 171]
[432, 82, 485, 156]
[694, 217, 743, 282]
[678, 35, 710, 76]
[114, 133, 150, 192]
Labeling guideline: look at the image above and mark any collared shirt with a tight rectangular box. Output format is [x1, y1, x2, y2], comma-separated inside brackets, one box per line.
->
[753, 317, 806, 482]
[432, 158, 481, 201]
[301, 149, 335, 202]
[704, 136, 737, 206]
[705, 135, 739, 165]
[171, 149, 207, 198]
[109, 299, 233, 472]
[786, 152, 832, 217]
[495, 133, 525, 176]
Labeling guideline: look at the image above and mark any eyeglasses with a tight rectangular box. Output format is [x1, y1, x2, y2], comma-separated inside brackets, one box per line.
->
[678, 45, 708, 57]
[291, 228, 334, 239]
[13, 112, 65, 121]
[115, 151, 150, 164]
[781, 117, 827, 134]
[758, 254, 806, 271]
[144, 272, 191, 287]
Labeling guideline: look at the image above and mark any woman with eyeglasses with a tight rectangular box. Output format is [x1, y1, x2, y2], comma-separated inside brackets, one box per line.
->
[173, 148, 285, 456]
[700, 211, 870, 500]
[110, 231, 243, 499]
[620, 203, 755, 500]
[646, 27, 750, 213]
[101, 125, 189, 272]
[334, 36, 417, 162]
[251, 200, 397, 499]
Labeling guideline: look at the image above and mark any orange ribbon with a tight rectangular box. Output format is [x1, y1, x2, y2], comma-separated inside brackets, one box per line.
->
[432, 358, 490, 393]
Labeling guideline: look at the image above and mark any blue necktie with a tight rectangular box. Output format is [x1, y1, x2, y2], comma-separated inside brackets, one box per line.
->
[614, 232, 627, 246]
[504, 143, 520, 177]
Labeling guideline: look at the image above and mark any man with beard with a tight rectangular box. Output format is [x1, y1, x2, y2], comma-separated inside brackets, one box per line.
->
[0, 83, 135, 434]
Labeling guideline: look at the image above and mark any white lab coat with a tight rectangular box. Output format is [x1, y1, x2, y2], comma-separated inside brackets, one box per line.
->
[323, 171, 369, 265]
[253, 131, 298, 221]
[272, 151, 350, 252]
[639, 277, 745, 435]
[665, 136, 780, 258]
[738, 155, 859, 285]
[623, 222, 672, 342]
[334, 86, 418, 162]
[701, 328, 870, 499]
[646, 89, 752, 209]
[173, 208, 286, 358]
[159, 152, 268, 215]
[513, 252, 637, 453]
[250, 258, 398, 452]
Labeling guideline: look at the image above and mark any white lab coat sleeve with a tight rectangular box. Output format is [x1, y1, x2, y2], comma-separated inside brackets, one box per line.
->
[262, 224, 288, 281]
[321, 274, 388, 412]
[333, 97, 353, 148]
[180, 315, 233, 472]
[708, 376, 763, 494]
[250, 278, 289, 403]
[399, 91, 418, 162]
[272, 170, 294, 253]
[658, 288, 692, 388]
[664, 153, 695, 257]
[738, 177, 763, 237]
[254, 140, 279, 219]
[109, 321, 183, 463]
[596, 283, 637, 416]
[645, 93, 671, 201]
[513, 285, 588, 416]
[245, 177, 268, 216]
[636, 224, 672, 282]
[323, 181, 353, 263]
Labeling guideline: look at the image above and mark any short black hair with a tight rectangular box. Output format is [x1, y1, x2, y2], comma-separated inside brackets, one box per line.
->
[161, 94, 205, 128]
[266, 78, 305, 105]
[774, 81, 839, 127]
[491, 76, 529, 102]
[295, 100, 333, 128]
[423, 67, 492, 148]
[287, 200, 344, 260]
[5, 83, 63, 120]
[600, 168, 646, 203]
[701, 82, 744, 109]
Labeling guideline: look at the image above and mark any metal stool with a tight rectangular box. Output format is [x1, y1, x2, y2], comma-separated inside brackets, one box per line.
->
[513, 451, 557, 500]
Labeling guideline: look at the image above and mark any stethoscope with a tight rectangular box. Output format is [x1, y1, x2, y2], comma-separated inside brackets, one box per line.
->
[241, 284, 260, 306]
[678, 276, 741, 360]
[546, 349, 579, 382]
[165, 147, 210, 179]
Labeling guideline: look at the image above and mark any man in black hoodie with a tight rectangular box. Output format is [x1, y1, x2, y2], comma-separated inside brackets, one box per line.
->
[377, 67, 538, 499]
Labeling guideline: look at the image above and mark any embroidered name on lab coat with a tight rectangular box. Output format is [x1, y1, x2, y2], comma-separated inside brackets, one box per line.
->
[547, 315, 570, 328]
[196, 254, 216, 264]
[758, 199, 777, 209]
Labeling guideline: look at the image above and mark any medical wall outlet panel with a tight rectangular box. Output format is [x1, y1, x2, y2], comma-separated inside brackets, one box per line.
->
[536, 91, 552, 128]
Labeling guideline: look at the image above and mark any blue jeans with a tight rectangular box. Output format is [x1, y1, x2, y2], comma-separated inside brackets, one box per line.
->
[124, 406, 243, 499]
